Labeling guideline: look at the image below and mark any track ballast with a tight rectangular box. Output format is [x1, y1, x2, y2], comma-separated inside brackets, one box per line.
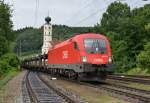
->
[22, 71, 79, 103]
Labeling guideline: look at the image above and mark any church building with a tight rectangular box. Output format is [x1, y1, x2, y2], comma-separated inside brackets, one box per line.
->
[42, 16, 52, 54]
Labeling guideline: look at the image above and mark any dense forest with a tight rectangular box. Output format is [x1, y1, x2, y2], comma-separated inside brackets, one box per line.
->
[93, 2, 150, 74]
[0, 1, 19, 76]
[14, 1, 150, 74]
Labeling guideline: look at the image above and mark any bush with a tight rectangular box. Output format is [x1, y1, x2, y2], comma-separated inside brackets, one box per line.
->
[127, 68, 148, 75]
[0, 53, 19, 75]
[106, 32, 134, 73]
[0, 36, 9, 57]
[137, 42, 150, 72]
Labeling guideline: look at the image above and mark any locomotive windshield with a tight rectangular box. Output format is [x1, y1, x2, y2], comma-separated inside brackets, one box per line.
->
[84, 39, 107, 54]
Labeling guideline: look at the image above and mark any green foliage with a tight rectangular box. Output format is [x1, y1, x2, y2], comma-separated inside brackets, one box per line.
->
[100, 1, 131, 33]
[0, 1, 15, 57]
[127, 68, 149, 75]
[107, 32, 131, 72]
[145, 23, 150, 31]
[0, 53, 19, 75]
[94, 2, 150, 73]
[0, 69, 19, 89]
[0, 36, 9, 57]
[137, 42, 150, 72]
[0, 1, 14, 42]
[14, 27, 43, 53]
[0, 1, 19, 77]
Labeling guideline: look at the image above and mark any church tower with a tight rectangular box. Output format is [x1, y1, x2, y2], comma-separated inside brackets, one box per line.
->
[42, 16, 52, 54]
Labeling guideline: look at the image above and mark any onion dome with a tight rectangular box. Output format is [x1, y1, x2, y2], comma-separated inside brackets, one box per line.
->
[45, 16, 51, 24]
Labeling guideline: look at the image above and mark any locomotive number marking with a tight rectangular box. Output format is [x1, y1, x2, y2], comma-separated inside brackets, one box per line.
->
[62, 51, 68, 59]
[94, 58, 103, 62]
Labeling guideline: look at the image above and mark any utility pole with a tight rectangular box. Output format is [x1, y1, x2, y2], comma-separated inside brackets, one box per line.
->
[19, 40, 22, 58]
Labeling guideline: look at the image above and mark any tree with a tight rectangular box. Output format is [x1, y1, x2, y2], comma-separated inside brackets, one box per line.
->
[145, 23, 150, 31]
[137, 42, 150, 72]
[0, 36, 9, 57]
[0, 1, 18, 75]
[106, 32, 131, 72]
[0, 53, 19, 75]
[0, 1, 14, 57]
[94, 2, 150, 73]
[100, 1, 131, 33]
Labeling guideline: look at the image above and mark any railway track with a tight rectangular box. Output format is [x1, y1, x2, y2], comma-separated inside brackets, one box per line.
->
[98, 84, 150, 103]
[114, 74, 150, 79]
[22, 70, 150, 103]
[105, 81, 150, 95]
[108, 75, 150, 85]
[22, 71, 79, 103]
[79, 81, 150, 103]
[50, 74, 150, 103]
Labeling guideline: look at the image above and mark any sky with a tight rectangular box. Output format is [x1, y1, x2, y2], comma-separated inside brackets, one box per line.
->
[4, 0, 150, 30]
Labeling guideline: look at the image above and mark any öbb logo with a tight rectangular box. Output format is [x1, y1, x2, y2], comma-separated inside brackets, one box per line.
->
[62, 51, 68, 59]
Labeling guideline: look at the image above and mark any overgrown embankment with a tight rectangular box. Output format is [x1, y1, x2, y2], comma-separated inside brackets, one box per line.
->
[0, 69, 20, 89]
[0, 1, 20, 88]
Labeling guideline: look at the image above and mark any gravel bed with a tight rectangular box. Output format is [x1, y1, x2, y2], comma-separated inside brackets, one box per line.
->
[0, 70, 27, 103]
[41, 74, 130, 103]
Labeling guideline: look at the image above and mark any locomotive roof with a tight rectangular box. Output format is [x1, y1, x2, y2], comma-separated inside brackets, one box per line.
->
[73, 33, 107, 40]
[50, 33, 107, 50]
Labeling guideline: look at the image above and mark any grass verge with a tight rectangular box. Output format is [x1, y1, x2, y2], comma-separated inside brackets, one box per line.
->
[127, 68, 150, 76]
[128, 83, 150, 90]
[0, 69, 20, 89]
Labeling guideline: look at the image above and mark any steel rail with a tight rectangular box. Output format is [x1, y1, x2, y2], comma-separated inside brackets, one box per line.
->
[79, 82, 150, 103]
[108, 75, 150, 85]
[105, 81, 150, 95]
[38, 74, 80, 103]
[112, 74, 150, 79]
[24, 71, 79, 103]
[53, 74, 150, 103]
[25, 72, 39, 103]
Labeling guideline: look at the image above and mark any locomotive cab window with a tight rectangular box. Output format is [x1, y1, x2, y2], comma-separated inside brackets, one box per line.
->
[74, 42, 79, 50]
[84, 39, 107, 54]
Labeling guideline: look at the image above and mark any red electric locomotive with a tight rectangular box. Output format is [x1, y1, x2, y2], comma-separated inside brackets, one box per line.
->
[48, 33, 114, 81]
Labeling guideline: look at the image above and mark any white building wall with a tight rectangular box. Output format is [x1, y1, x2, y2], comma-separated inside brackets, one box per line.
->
[42, 23, 52, 54]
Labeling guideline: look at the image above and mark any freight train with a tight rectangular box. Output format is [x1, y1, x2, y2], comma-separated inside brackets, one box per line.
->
[22, 33, 114, 81]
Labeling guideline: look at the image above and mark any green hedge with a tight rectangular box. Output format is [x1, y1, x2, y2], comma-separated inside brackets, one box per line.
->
[0, 53, 19, 75]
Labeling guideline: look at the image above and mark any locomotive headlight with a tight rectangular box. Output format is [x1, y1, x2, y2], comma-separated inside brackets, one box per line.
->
[108, 56, 112, 63]
[82, 56, 87, 62]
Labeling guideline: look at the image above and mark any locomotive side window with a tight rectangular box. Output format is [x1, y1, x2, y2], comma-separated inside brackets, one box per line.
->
[84, 39, 107, 54]
[74, 42, 79, 50]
